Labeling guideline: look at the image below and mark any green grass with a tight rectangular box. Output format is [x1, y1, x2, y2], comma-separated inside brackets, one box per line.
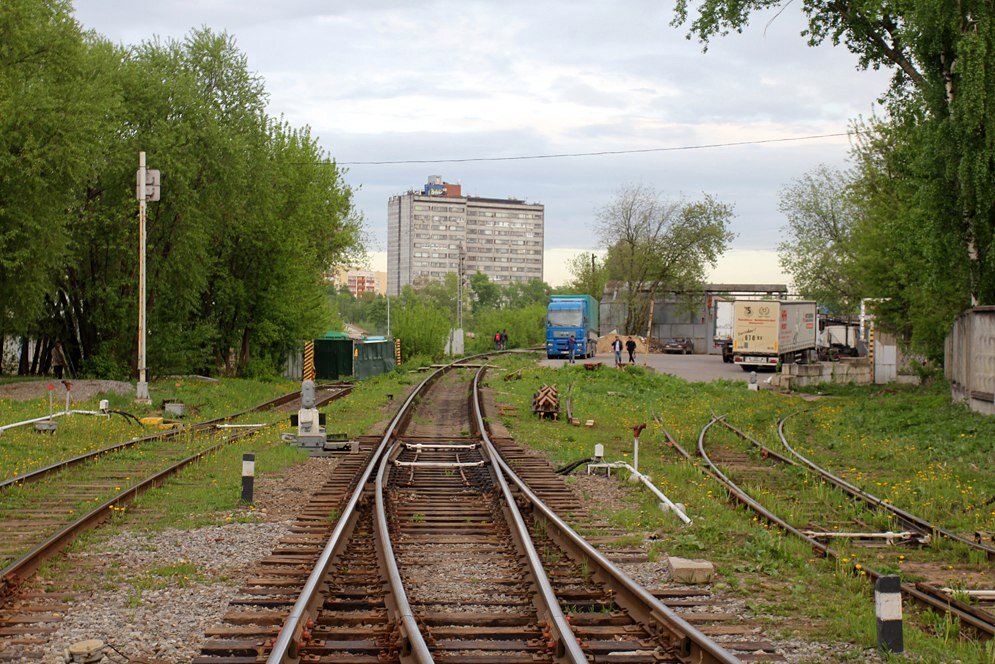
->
[485, 354, 995, 663]
[0, 377, 296, 480]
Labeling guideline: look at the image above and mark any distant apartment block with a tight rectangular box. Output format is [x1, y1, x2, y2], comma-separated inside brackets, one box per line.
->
[387, 176, 544, 295]
[324, 267, 387, 296]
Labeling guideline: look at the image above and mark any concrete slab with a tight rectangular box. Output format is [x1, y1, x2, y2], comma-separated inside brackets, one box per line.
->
[539, 352, 751, 383]
[667, 556, 716, 584]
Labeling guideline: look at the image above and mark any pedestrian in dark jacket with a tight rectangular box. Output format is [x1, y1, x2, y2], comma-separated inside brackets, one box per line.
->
[625, 337, 637, 364]
[501, 329, 508, 350]
[566, 334, 577, 364]
[612, 336, 623, 367]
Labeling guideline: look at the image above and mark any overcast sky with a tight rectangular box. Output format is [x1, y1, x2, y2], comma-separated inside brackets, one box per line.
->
[73, 1, 890, 286]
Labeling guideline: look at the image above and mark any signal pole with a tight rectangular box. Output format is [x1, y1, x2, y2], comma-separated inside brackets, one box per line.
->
[135, 152, 160, 404]
[136, 152, 149, 403]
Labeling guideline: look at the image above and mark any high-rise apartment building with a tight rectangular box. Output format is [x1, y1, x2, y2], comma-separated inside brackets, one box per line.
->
[387, 176, 544, 295]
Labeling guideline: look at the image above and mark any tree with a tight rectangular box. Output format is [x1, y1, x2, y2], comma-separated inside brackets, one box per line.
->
[0, 0, 113, 338]
[391, 286, 449, 359]
[673, 0, 995, 322]
[469, 272, 502, 310]
[777, 165, 861, 314]
[562, 252, 609, 299]
[598, 185, 734, 334]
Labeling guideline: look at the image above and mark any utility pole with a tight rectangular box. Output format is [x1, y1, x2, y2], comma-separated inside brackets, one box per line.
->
[457, 243, 466, 331]
[135, 152, 160, 404]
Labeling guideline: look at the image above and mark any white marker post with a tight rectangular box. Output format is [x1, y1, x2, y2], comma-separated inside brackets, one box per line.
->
[875, 575, 903, 653]
[241, 453, 255, 504]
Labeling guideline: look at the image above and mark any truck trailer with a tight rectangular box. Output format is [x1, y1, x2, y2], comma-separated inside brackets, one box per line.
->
[732, 300, 817, 370]
[546, 295, 600, 359]
[713, 298, 734, 362]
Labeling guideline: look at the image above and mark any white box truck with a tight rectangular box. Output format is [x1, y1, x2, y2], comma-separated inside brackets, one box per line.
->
[713, 298, 734, 362]
[732, 300, 817, 370]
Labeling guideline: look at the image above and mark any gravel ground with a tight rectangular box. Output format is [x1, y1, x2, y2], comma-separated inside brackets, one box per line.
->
[0, 379, 132, 403]
[19, 455, 343, 664]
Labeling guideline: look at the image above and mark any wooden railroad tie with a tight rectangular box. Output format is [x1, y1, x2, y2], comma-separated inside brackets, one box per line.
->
[532, 384, 559, 419]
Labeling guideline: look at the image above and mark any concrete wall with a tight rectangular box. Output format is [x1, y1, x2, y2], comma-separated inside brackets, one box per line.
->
[778, 358, 872, 390]
[600, 296, 712, 354]
[945, 306, 995, 415]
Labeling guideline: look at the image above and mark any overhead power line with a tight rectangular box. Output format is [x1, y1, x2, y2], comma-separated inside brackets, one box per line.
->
[335, 131, 856, 166]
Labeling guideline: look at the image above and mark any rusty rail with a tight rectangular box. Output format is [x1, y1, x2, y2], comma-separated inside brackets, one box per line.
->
[697, 416, 995, 640]
[0, 385, 351, 601]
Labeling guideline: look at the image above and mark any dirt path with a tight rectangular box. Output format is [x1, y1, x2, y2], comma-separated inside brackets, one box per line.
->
[0, 379, 132, 402]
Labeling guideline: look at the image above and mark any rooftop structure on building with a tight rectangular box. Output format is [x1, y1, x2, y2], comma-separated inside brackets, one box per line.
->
[387, 176, 544, 295]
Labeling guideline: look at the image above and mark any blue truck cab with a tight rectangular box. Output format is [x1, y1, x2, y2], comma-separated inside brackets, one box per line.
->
[546, 295, 600, 359]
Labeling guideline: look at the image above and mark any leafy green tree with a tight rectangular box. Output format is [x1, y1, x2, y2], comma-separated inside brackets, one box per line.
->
[469, 272, 502, 309]
[673, 0, 995, 349]
[504, 278, 551, 309]
[0, 0, 113, 342]
[391, 286, 449, 359]
[598, 185, 734, 334]
[777, 165, 861, 314]
[562, 252, 609, 299]
[847, 117, 970, 359]
[46, 27, 360, 377]
[467, 304, 546, 352]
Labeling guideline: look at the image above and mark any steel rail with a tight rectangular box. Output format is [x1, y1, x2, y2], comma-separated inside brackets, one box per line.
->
[375, 442, 435, 663]
[697, 417, 995, 639]
[0, 384, 350, 492]
[0, 386, 350, 601]
[470, 368, 587, 663]
[476, 373, 741, 664]
[266, 357, 490, 663]
[778, 411, 995, 559]
[1, 424, 262, 599]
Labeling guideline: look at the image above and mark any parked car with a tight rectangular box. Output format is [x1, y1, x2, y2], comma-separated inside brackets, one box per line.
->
[662, 337, 694, 354]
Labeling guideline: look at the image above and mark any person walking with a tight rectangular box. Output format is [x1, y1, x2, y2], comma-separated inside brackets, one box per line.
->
[625, 337, 637, 364]
[501, 329, 508, 350]
[612, 336, 623, 367]
[566, 334, 577, 364]
[494, 330, 502, 351]
[51, 342, 66, 379]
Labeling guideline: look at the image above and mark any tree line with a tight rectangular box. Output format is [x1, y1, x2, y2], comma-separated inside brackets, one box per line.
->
[0, 1, 361, 378]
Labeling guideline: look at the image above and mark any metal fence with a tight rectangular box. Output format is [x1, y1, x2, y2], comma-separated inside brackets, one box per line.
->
[945, 306, 995, 415]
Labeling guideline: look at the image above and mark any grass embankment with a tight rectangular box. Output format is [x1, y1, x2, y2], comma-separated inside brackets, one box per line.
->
[486, 354, 995, 663]
[0, 378, 297, 480]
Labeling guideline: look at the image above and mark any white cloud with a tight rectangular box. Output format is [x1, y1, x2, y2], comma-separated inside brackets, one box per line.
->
[73, 1, 889, 270]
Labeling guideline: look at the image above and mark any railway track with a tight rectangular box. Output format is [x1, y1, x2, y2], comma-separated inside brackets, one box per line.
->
[694, 415, 995, 641]
[0, 384, 351, 603]
[198, 358, 758, 663]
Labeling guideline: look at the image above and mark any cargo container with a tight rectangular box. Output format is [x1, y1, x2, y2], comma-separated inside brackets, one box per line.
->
[713, 298, 734, 362]
[546, 295, 600, 359]
[732, 300, 817, 370]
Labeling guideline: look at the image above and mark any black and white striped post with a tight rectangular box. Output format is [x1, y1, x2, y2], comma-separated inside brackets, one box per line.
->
[875, 575, 903, 653]
[241, 453, 255, 504]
